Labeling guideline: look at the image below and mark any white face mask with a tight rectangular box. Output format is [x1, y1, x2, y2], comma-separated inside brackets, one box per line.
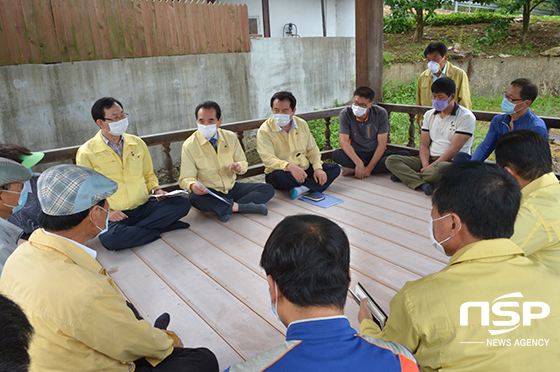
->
[428, 61, 441, 75]
[352, 105, 368, 118]
[273, 114, 291, 127]
[108, 118, 128, 136]
[428, 213, 461, 256]
[197, 124, 217, 139]
[90, 206, 110, 239]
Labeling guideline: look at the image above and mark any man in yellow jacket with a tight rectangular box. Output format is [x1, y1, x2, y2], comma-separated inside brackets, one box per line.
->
[0, 164, 218, 372]
[359, 162, 560, 371]
[76, 97, 190, 250]
[179, 101, 274, 223]
[257, 91, 340, 199]
[496, 129, 560, 274]
[416, 42, 472, 130]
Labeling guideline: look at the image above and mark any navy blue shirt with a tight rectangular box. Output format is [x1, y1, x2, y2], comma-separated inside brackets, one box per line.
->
[472, 109, 548, 161]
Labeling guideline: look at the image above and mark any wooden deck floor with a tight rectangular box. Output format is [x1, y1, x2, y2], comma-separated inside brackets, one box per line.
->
[88, 174, 449, 370]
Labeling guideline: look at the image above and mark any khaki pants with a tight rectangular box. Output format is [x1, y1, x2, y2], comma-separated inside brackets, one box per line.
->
[385, 155, 452, 190]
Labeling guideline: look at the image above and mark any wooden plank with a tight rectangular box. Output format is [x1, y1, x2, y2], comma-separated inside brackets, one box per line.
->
[116, 0, 134, 58]
[68, 0, 88, 61]
[10, 0, 30, 63]
[35, 0, 62, 62]
[132, 237, 286, 360]
[82, 0, 101, 60]
[132, 0, 147, 58]
[153, 0, 167, 56]
[101, 0, 121, 59]
[272, 189, 447, 263]
[183, 0, 196, 54]
[20, 0, 41, 63]
[0, 1, 13, 65]
[334, 175, 431, 211]
[166, 1, 180, 56]
[240, 4, 250, 52]
[140, 0, 155, 57]
[91, 0, 112, 60]
[174, 0, 188, 55]
[90, 239, 243, 368]
[0, 0, 22, 64]
[58, 0, 79, 61]
[161, 228, 285, 334]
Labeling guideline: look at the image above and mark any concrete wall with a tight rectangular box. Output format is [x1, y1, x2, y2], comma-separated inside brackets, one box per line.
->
[384, 57, 560, 98]
[0, 37, 355, 170]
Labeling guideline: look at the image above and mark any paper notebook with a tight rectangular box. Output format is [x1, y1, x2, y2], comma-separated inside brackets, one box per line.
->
[298, 192, 343, 208]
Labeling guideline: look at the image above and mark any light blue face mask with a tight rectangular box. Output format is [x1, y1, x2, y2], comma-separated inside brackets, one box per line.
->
[3, 183, 29, 213]
[269, 284, 282, 323]
[501, 97, 526, 115]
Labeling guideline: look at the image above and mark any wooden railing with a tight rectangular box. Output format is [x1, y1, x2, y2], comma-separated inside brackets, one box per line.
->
[38, 104, 560, 188]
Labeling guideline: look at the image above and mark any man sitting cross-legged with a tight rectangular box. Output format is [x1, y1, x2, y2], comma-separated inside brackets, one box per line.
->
[386, 77, 475, 196]
[257, 91, 341, 199]
[76, 97, 191, 250]
[179, 101, 274, 223]
[332, 86, 410, 178]
[225, 214, 420, 372]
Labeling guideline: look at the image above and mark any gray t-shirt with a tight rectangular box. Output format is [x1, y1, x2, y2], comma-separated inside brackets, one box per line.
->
[339, 105, 389, 153]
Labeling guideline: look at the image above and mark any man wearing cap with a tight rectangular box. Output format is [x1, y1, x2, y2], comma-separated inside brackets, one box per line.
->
[76, 97, 191, 250]
[0, 158, 32, 274]
[0, 144, 44, 240]
[0, 164, 219, 372]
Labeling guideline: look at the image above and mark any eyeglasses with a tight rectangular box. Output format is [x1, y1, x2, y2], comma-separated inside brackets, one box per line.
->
[103, 113, 129, 122]
[503, 93, 524, 103]
[352, 101, 371, 108]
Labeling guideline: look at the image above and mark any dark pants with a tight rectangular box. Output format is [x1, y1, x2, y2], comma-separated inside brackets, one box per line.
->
[332, 148, 411, 174]
[453, 151, 472, 162]
[134, 347, 219, 372]
[190, 182, 275, 217]
[100, 196, 191, 250]
[265, 163, 341, 193]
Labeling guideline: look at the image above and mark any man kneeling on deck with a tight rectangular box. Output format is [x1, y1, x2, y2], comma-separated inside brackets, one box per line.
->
[225, 214, 420, 372]
[0, 164, 218, 372]
[386, 77, 475, 196]
[360, 162, 560, 371]
[179, 101, 274, 223]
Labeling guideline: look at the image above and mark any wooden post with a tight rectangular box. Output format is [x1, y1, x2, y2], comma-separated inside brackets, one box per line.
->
[407, 114, 416, 148]
[324, 117, 332, 150]
[237, 131, 246, 152]
[162, 143, 175, 184]
[387, 111, 392, 144]
[262, 0, 270, 37]
[321, 0, 327, 37]
[355, 0, 384, 101]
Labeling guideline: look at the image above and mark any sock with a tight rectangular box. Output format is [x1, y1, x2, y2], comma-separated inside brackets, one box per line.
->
[154, 313, 170, 330]
[159, 221, 190, 233]
[290, 185, 309, 200]
[237, 203, 268, 215]
[217, 213, 231, 223]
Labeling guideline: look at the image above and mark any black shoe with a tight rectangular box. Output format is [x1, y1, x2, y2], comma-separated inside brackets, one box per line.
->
[390, 175, 402, 183]
[422, 183, 434, 196]
[159, 221, 190, 233]
[154, 312, 170, 330]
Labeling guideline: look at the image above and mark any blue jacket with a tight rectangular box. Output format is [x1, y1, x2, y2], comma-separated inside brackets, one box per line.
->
[471, 109, 548, 161]
[224, 316, 419, 372]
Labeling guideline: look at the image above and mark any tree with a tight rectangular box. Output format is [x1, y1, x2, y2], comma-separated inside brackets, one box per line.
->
[474, 0, 552, 43]
[385, 0, 452, 42]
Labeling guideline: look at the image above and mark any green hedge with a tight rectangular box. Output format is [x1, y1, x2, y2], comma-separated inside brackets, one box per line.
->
[384, 11, 506, 34]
